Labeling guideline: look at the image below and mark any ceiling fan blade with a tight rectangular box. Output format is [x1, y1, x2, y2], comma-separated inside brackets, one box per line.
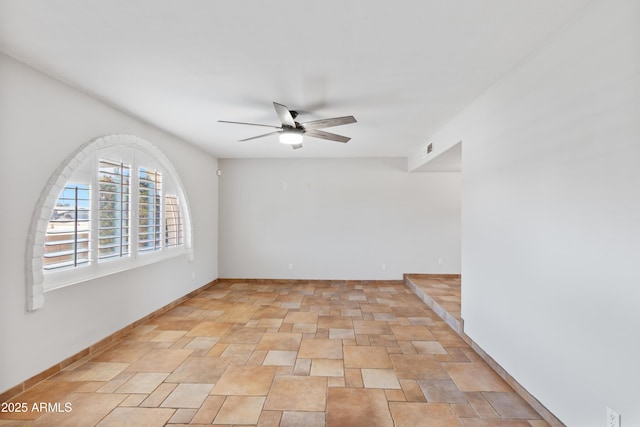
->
[238, 131, 281, 142]
[273, 102, 296, 127]
[291, 143, 303, 150]
[218, 120, 281, 129]
[304, 129, 351, 143]
[300, 116, 356, 130]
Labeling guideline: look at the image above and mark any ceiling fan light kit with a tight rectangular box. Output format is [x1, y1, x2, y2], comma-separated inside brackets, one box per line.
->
[279, 129, 304, 145]
[219, 102, 356, 150]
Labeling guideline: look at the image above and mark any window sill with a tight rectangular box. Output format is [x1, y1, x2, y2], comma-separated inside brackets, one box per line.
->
[43, 247, 187, 293]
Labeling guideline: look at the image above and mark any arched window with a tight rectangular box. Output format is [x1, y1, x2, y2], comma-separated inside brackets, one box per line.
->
[27, 135, 193, 311]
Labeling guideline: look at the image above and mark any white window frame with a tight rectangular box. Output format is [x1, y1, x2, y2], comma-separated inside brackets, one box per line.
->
[27, 135, 193, 311]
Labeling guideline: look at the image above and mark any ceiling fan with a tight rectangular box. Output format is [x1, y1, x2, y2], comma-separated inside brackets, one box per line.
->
[219, 102, 356, 150]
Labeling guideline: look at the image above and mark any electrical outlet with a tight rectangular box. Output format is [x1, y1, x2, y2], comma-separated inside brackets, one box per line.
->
[607, 407, 621, 427]
[438, 257, 443, 265]
[288, 263, 293, 270]
[381, 264, 386, 271]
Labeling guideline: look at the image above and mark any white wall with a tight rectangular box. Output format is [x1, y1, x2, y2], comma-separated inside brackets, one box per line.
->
[409, 1, 640, 425]
[0, 53, 219, 393]
[218, 157, 460, 280]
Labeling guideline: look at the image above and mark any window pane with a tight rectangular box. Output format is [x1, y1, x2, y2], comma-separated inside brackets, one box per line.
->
[165, 195, 182, 247]
[138, 168, 162, 252]
[43, 184, 91, 270]
[98, 160, 130, 260]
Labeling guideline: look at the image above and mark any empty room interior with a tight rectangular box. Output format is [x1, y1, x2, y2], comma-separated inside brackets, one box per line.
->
[0, 1, 638, 426]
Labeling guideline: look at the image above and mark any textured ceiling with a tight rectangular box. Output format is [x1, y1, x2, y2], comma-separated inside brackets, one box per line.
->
[0, 0, 591, 159]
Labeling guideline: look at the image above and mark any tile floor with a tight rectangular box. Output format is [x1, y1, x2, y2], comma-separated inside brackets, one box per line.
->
[405, 275, 461, 322]
[406, 275, 462, 335]
[0, 280, 546, 426]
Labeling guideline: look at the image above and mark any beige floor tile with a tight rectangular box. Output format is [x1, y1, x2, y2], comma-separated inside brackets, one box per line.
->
[168, 408, 198, 424]
[256, 332, 302, 350]
[284, 311, 318, 323]
[213, 396, 265, 424]
[418, 379, 467, 403]
[326, 387, 393, 427]
[247, 349, 268, 365]
[318, 315, 354, 329]
[445, 347, 472, 362]
[362, 368, 401, 389]
[218, 326, 266, 344]
[257, 410, 282, 427]
[139, 383, 176, 408]
[292, 322, 318, 333]
[432, 330, 468, 347]
[220, 343, 256, 358]
[165, 356, 231, 383]
[391, 325, 436, 340]
[97, 407, 174, 426]
[59, 362, 130, 382]
[372, 313, 397, 321]
[184, 337, 219, 350]
[74, 381, 106, 392]
[220, 309, 257, 323]
[190, 395, 225, 424]
[463, 392, 501, 418]
[460, 419, 533, 426]
[358, 302, 389, 312]
[211, 365, 276, 396]
[252, 307, 288, 320]
[391, 354, 449, 380]
[412, 340, 448, 354]
[408, 316, 436, 326]
[293, 358, 312, 375]
[206, 343, 229, 357]
[263, 350, 298, 366]
[340, 308, 362, 316]
[185, 321, 233, 337]
[328, 376, 346, 387]
[385, 389, 406, 401]
[389, 402, 462, 427]
[369, 334, 398, 347]
[344, 368, 364, 387]
[160, 383, 214, 408]
[91, 344, 151, 364]
[329, 328, 355, 339]
[451, 402, 479, 418]
[115, 372, 169, 394]
[353, 320, 392, 335]
[298, 338, 342, 359]
[280, 411, 325, 427]
[150, 330, 187, 342]
[126, 349, 193, 373]
[482, 392, 541, 419]
[443, 362, 511, 392]
[310, 359, 344, 377]
[119, 394, 147, 406]
[343, 345, 392, 368]
[263, 376, 327, 411]
[258, 318, 284, 328]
